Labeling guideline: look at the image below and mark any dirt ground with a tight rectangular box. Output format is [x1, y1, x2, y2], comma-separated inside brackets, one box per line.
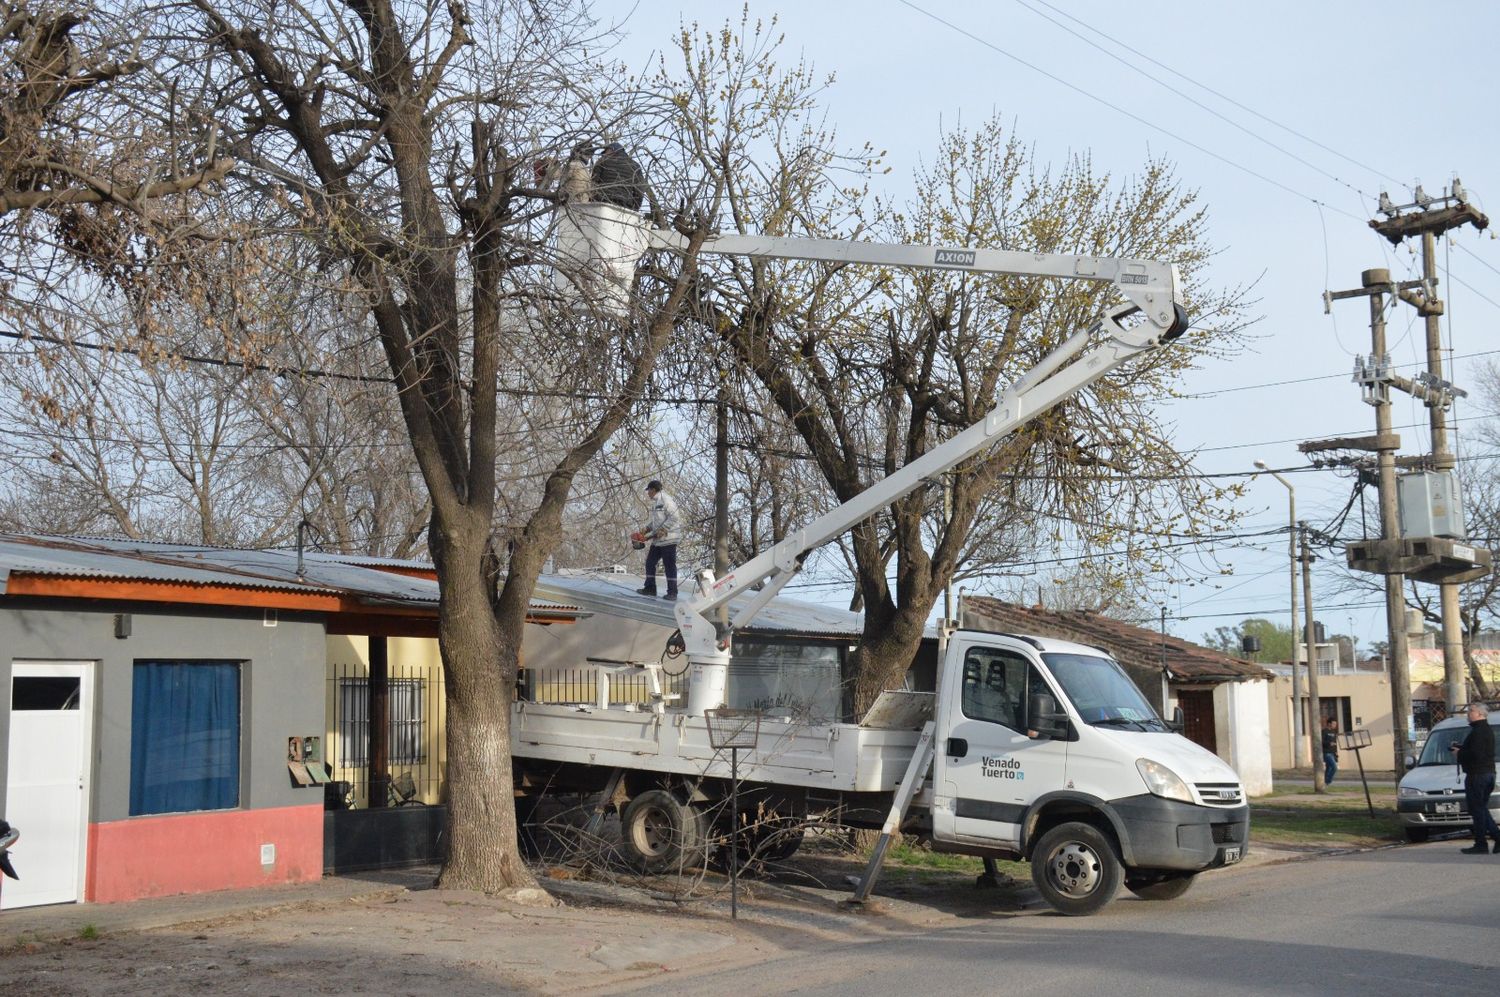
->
[0, 821, 1320, 996]
[0, 842, 1044, 996]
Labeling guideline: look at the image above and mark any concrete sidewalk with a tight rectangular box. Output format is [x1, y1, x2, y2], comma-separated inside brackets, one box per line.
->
[3, 865, 437, 949]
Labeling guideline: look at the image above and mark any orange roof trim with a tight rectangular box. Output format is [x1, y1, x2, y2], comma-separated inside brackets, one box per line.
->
[5, 572, 575, 625]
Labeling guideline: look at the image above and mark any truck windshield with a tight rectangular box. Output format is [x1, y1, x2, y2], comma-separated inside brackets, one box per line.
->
[1043, 653, 1166, 732]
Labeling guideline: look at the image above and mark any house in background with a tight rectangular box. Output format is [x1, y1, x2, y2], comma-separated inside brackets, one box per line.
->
[959, 596, 1276, 795]
[0, 534, 581, 908]
[1408, 647, 1500, 732]
[1265, 655, 1392, 771]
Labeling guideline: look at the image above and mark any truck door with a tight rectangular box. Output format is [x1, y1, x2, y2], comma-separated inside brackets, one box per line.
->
[934, 643, 1068, 847]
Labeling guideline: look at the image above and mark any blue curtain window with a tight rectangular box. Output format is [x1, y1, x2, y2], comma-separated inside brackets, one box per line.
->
[130, 660, 242, 816]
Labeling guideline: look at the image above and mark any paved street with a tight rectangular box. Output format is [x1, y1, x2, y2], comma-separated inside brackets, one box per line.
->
[618, 840, 1500, 996]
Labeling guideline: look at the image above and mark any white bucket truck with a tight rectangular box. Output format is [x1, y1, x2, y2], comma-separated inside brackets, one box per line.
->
[513, 207, 1248, 914]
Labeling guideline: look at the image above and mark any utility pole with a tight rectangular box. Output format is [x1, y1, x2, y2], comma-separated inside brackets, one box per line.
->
[714, 387, 731, 629]
[1315, 270, 1414, 775]
[1255, 460, 1302, 767]
[940, 475, 954, 654]
[1371, 182, 1489, 711]
[1300, 522, 1324, 791]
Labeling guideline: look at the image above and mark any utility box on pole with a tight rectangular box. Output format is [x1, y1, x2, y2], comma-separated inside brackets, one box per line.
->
[1398, 471, 1467, 539]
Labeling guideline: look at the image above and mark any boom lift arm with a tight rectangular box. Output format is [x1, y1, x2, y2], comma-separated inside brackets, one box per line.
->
[640, 226, 1191, 714]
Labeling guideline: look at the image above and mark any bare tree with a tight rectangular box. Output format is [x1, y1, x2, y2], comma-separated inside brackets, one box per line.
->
[177, 1, 841, 891]
[700, 116, 1250, 713]
[0, 2, 230, 217]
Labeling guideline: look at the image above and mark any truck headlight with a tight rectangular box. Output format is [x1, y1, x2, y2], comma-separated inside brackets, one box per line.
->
[1136, 758, 1194, 803]
[1397, 786, 1425, 798]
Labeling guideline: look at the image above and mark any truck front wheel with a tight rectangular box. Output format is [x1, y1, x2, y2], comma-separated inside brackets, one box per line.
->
[1031, 821, 1123, 916]
[620, 790, 705, 873]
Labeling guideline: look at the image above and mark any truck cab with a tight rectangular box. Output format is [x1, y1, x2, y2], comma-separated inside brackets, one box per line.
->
[930, 631, 1249, 913]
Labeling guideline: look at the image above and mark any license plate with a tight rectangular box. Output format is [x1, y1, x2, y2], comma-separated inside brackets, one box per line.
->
[1222, 846, 1242, 864]
[1436, 801, 1460, 814]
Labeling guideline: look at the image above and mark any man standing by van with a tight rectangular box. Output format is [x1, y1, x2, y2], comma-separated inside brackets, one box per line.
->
[1451, 702, 1499, 855]
[636, 480, 679, 600]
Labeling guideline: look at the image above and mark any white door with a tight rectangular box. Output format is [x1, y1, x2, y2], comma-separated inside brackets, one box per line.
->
[934, 643, 1068, 847]
[3, 661, 93, 909]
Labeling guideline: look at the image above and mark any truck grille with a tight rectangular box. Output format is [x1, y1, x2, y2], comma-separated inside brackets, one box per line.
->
[1195, 782, 1244, 807]
[1211, 822, 1242, 844]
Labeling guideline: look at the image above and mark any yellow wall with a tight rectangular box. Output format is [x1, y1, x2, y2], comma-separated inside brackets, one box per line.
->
[1267, 671, 1395, 773]
[324, 635, 447, 807]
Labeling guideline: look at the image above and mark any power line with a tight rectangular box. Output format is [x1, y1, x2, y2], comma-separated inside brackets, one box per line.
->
[896, 0, 1365, 221]
[1022, 0, 1408, 191]
[1010, 0, 1384, 203]
[1174, 347, 1500, 400]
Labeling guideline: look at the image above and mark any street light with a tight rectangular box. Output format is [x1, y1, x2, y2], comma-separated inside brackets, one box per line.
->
[1254, 459, 1305, 769]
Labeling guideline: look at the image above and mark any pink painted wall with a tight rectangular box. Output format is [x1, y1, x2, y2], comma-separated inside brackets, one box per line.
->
[85, 804, 322, 903]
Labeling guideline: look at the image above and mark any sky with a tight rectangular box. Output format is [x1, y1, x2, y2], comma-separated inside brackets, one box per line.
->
[596, 0, 1500, 651]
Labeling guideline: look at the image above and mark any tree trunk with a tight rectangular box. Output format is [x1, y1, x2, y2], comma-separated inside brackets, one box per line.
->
[432, 519, 538, 893]
[847, 598, 934, 716]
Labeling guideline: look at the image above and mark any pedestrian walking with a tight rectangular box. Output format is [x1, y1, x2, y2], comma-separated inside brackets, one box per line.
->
[1450, 702, 1500, 855]
[634, 480, 679, 600]
[1322, 717, 1339, 784]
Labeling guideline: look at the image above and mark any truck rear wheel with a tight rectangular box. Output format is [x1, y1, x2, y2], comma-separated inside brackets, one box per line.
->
[620, 790, 705, 873]
[1031, 821, 1123, 916]
[1125, 871, 1197, 901]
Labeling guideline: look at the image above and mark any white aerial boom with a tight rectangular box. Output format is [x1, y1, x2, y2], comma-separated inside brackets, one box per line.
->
[555, 205, 1190, 714]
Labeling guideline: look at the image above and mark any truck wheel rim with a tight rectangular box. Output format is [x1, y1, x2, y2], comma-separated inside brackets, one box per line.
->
[1045, 841, 1101, 897]
[633, 808, 671, 856]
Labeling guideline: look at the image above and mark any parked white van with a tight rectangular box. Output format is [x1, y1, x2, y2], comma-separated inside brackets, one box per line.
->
[1397, 710, 1500, 842]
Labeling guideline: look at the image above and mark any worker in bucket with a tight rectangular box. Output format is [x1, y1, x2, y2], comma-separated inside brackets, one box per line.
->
[633, 479, 679, 600]
[591, 141, 646, 211]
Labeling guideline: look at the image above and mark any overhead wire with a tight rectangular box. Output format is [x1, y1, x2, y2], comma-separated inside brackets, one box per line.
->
[1021, 0, 1410, 191]
[1009, 0, 1387, 205]
[894, 0, 1365, 222]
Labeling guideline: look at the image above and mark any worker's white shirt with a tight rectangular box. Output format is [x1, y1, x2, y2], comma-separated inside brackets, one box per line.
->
[644, 493, 680, 544]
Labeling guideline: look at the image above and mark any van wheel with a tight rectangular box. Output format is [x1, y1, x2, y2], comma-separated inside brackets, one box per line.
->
[1403, 827, 1430, 843]
[620, 790, 705, 873]
[1125, 872, 1197, 901]
[1031, 821, 1123, 916]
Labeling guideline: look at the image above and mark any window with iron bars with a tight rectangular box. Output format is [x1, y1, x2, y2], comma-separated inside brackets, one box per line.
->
[338, 678, 426, 766]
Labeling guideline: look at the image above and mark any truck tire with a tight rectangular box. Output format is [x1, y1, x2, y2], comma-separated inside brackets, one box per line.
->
[620, 790, 705, 873]
[1403, 827, 1430, 843]
[1125, 871, 1197, 901]
[764, 821, 804, 861]
[1031, 821, 1123, 916]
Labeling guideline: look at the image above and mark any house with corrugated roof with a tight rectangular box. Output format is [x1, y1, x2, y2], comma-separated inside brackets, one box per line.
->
[959, 596, 1275, 794]
[0, 533, 583, 908]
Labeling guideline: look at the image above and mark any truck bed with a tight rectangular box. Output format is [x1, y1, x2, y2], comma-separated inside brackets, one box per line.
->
[511, 701, 923, 793]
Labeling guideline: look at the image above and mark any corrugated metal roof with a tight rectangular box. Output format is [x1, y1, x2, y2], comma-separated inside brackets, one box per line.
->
[535, 571, 864, 639]
[0, 533, 581, 617]
[962, 596, 1274, 682]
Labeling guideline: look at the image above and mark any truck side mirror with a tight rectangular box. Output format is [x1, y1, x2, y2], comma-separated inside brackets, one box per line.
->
[1168, 706, 1185, 733]
[1028, 692, 1069, 740]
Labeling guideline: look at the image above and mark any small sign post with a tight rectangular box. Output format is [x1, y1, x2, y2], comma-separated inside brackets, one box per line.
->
[1340, 728, 1376, 817]
[704, 709, 761, 920]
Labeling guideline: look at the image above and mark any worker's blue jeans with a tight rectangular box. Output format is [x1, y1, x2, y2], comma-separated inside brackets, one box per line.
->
[644, 543, 677, 596]
[1323, 751, 1338, 784]
[1464, 771, 1500, 846]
